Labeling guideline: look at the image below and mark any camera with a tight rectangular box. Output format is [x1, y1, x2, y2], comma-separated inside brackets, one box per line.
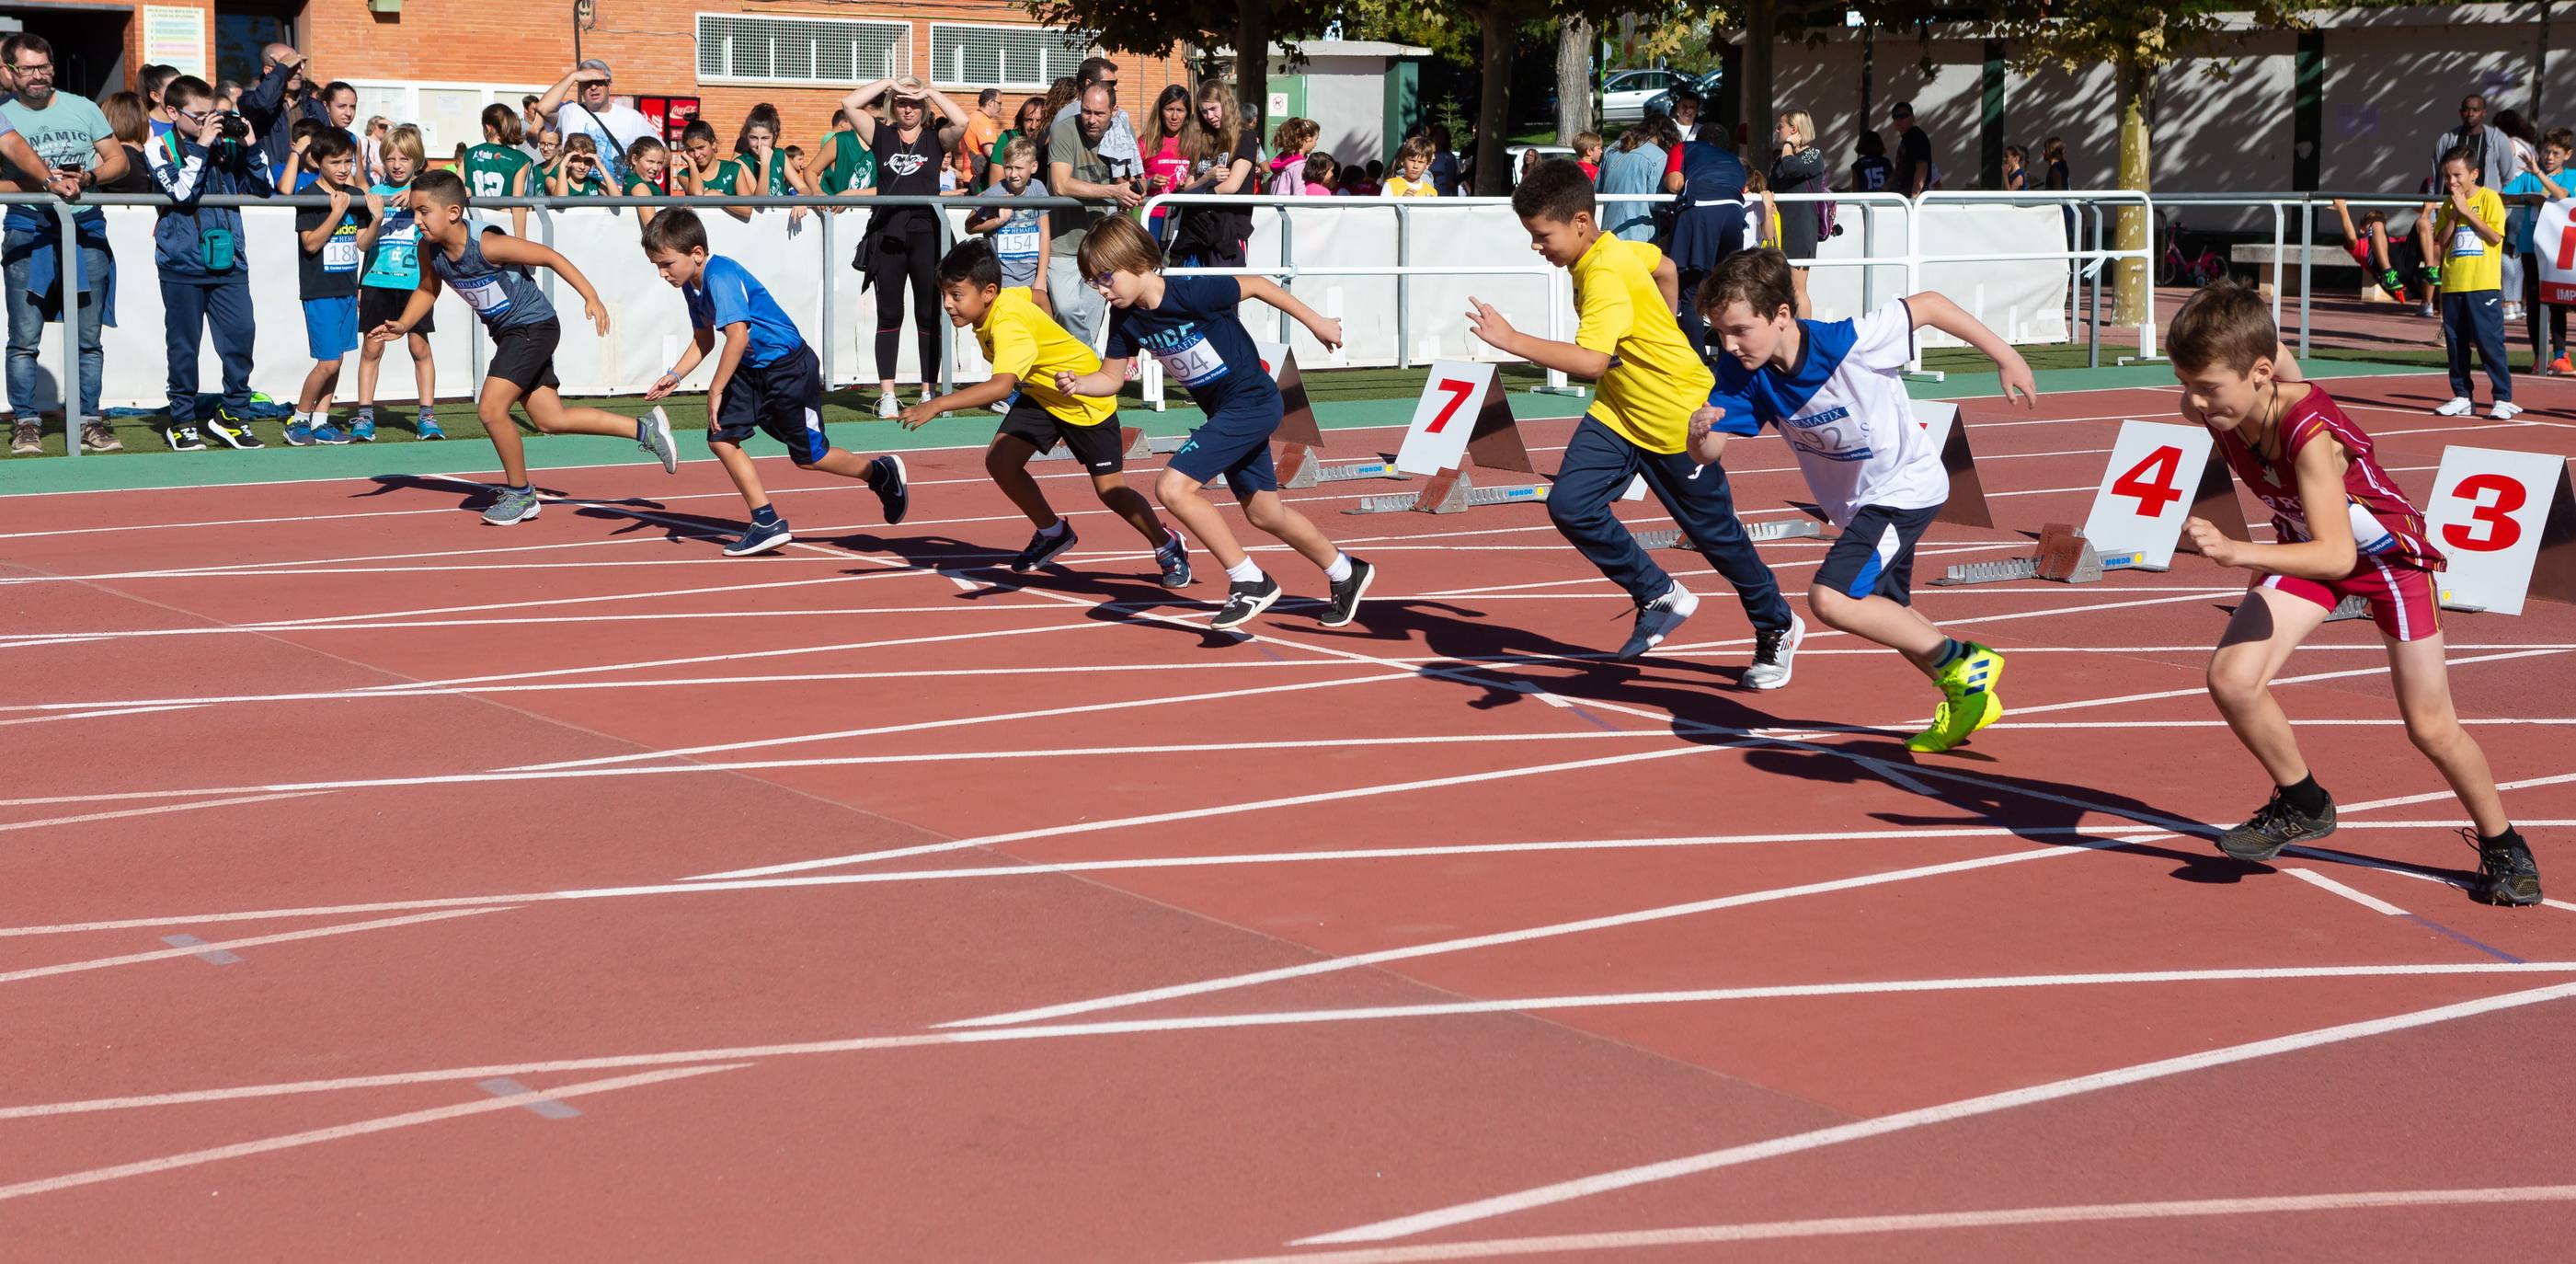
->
[215, 112, 250, 141]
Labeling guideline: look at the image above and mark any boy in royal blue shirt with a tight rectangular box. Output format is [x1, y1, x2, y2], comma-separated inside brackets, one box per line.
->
[1057, 215, 1373, 631]
[639, 209, 910, 556]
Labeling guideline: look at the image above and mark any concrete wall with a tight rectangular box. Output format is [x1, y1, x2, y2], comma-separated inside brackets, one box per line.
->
[1273, 54, 1398, 169]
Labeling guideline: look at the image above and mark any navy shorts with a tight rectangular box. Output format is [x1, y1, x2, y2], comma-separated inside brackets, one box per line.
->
[710, 344, 829, 464]
[1815, 503, 1941, 605]
[1166, 401, 1278, 498]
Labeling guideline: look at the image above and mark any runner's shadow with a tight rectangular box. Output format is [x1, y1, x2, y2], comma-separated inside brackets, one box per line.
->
[2273, 841, 2496, 907]
[835, 531, 1231, 646]
[1735, 742, 2241, 880]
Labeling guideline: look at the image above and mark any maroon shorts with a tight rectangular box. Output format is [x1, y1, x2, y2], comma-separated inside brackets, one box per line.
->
[2261, 557, 2442, 641]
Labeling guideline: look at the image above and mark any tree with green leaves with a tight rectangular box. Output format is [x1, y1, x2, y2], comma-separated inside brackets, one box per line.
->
[1020, 0, 1341, 140]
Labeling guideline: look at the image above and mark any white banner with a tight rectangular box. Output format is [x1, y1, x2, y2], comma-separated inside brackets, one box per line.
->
[2537, 198, 2576, 306]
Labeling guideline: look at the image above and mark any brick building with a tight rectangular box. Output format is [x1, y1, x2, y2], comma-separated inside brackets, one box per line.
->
[11, 0, 1189, 155]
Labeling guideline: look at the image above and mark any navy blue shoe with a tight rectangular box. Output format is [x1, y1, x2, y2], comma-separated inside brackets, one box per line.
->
[725, 518, 795, 557]
[1013, 524, 1077, 572]
[1154, 528, 1192, 589]
[871, 454, 910, 524]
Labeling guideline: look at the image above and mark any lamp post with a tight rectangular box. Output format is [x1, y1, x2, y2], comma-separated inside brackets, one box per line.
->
[574, 0, 597, 63]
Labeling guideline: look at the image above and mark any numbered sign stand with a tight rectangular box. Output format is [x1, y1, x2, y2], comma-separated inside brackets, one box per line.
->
[1349, 362, 1548, 515]
[1915, 401, 1994, 529]
[2171, 446, 2250, 558]
[1261, 343, 1403, 489]
[2078, 420, 2247, 571]
[2424, 446, 2576, 615]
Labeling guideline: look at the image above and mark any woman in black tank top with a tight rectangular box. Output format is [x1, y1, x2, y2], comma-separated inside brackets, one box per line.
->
[841, 75, 969, 414]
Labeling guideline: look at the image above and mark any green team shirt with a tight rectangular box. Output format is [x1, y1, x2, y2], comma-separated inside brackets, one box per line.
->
[818, 131, 876, 194]
[562, 171, 613, 198]
[462, 144, 531, 201]
[755, 153, 793, 194]
[624, 173, 668, 197]
[696, 156, 745, 196]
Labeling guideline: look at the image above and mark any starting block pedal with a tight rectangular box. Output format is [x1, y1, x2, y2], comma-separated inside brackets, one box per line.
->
[1278, 442, 1407, 488]
[2325, 593, 2374, 623]
[1345, 468, 1550, 515]
[1030, 426, 1184, 462]
[1931, 522, 2152, 587]
[1631, 519, 1826, 551]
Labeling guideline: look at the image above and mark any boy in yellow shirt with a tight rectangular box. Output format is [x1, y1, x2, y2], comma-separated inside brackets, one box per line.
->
[2432, 144, 2516, 419]
[903, 240, 1190, 586]
[1383, 136, 1440, 198]
[1465, 158, 1800, 684]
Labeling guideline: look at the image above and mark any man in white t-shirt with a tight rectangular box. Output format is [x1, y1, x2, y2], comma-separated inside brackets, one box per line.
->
[535, 58, 655, 186]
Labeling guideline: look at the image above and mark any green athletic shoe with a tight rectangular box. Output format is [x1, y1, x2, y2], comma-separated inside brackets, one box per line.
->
[1906, 642, 2006, 753]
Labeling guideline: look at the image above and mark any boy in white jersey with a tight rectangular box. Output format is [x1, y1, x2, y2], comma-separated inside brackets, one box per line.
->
[1689, 248, 2038, 753]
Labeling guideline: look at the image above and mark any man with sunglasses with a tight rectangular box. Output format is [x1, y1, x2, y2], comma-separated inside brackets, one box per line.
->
[0, 34, 128, 454]
[535, 58, 654, 188]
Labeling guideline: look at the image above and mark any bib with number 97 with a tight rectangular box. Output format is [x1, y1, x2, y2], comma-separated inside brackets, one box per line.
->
[453, 275, 512, 318]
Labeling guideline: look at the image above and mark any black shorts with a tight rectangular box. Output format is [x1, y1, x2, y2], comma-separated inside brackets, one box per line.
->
[485, 319, 561, 393]
[710, 344, 830, 464]
[359, 284, 431, 335]
[1814, 503, 1941, 605]
[996, 396, 1125, 473]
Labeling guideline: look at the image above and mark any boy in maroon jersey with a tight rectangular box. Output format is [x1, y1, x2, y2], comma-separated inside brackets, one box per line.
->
[2169, 282, 2538, 904]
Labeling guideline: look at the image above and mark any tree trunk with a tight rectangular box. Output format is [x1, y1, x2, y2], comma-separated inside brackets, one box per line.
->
[1556, 17, 1596, 142]
[1235, 1, 1272, 141]
[1474, 6, 1514, 195]
[2112, 51, 2153, 327]
[1742, 0, 1775, 158]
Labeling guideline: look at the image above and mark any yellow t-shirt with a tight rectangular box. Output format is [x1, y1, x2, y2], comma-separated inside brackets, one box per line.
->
[2437, 187, 2506, 293]
[976, 288, 1116, 427]
[1571, 232, 1712, 454]
[1384, 176, 1437, 199]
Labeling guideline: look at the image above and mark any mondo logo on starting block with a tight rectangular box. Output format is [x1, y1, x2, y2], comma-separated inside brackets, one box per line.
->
[2423, 445, 2576, 615]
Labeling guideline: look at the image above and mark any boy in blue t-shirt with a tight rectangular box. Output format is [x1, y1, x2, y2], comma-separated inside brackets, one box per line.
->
[288, 128, 378, 445]
[639, 209, 911, 556]
[1057, 215, 1373, 631]
[2499, 128, 2573, 371]
[354, 123, 439, 441]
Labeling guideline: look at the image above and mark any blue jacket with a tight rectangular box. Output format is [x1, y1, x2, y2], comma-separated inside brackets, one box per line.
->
[145, 130, 275, 281]
[238, 62, 336, 171]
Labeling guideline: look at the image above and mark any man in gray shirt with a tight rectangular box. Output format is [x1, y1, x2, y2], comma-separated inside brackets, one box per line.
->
[1046, 86, 1143, 346]
[1048, 57, 1139, 173]
[2432, 93, 2521, 191]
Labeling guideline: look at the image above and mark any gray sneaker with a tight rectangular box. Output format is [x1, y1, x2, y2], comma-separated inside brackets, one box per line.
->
[637, 406, 678, 473]
[482, 485, 542, 526]
[80, 420, 123, 454]
[1742, 612, 1803, 690]
[9, 418, 37, 454]
[1616, 585, 1700, 660]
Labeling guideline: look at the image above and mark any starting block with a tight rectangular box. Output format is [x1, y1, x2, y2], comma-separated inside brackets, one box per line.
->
[1931, 522, 2152, 586]
[1347, 361, 1547, 515]
[1030, 426, 1185, 462]
[1261, 342, 1409, 489]
[2325, 593, 2374, 623]
[1631, 519, 1827, 551]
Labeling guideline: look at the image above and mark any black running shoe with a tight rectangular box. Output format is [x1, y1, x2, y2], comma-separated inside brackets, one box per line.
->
[204, 408, 265, 450]
[1012, 524, 1077, 572]
[2216, 788, 2338, 862]
[871, 454, 910, 524]
[162, 423, 207, 452]
[2473, 830, 2544, 907]
[1211, 574, 1283, 631]
[1321, 557, 1374, 627]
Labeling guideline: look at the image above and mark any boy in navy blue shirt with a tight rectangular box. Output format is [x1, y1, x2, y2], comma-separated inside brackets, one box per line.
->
[1057, 216, 1372, 630]
[147, 75, 274, 451]
[287, 128, 376, 445]
[639, 209, 910, 556]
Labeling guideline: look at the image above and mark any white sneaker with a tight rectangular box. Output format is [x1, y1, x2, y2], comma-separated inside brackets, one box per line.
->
[1742, 612, 1804, 690]
[2503, 302, 2525, 322]
[2434, 396, 2475, 417]
[1616, 584, 1699, 661]
[2492, 400, 2524, 420]
[876, 392, 901, 419]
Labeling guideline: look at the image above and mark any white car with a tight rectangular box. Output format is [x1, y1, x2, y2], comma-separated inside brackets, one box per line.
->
[1508, 144, 1576, 187]
[1603, 69, 1690, 124]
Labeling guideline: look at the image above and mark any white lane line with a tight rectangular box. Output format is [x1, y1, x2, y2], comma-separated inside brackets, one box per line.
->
[0, 909, 508, 984]
[2286, 868, 2411, 916]
[10, 961, 2567, 1124]
[0, 1064, 743, 1203]
[16, 819, 2565, 943]
[1290, 980, 2576, 1245]
[0, 791, 327, 835]
[1206, 1185, 2576, 1262]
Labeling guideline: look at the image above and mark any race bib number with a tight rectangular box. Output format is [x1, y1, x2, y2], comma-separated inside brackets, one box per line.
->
[324, 229, 362, 273]
[452, 274, 513, 319]
[995, 221, 1040, 260]
[1150, 328, 1229, 386]
[1784, 405, 1872, 463]
[2452, 224, 2486, 258]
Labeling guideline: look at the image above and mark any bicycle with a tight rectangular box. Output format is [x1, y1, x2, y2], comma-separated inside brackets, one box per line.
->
[2157, 212, 2227, 287]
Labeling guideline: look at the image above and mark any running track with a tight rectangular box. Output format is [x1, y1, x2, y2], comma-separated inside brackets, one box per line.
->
[4, 370, 2575, 1260]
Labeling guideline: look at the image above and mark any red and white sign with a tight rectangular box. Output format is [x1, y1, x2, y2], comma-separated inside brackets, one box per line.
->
[2536, 199, 2576, 306]
[2425, 446, 2576, 615]
[1396, 361, 1497, 475]
[2081, 420, 2218, 570]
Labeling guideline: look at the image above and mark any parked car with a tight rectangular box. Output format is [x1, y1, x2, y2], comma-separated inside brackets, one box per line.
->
[1603, 68, 1691, 123]
[1643, 69, 1725, 130]
[1507, 144, 1577, 186]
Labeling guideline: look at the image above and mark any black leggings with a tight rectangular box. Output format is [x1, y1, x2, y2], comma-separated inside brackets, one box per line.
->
[867, 231, 941, 384]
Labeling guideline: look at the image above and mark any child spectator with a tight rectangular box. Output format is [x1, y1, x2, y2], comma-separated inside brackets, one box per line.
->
[1426, 124, 1462, 196]
[368, 169, 679, 525]
[287, 128, 378, 446]
[2494, 109, 2544, 322]
[1743, 166, 1780, 248]
[1300, 152, 1340, 194]
[2043, 136, 2070, 190]
[1171, 81, 1261, 270]
[274, 116, 324, 192]
[967, 136, 1050, 305]
[1851, 129, 1891, 192]
[902, 239, 1188, 585]
[1142, 84, 1200, 239]
[1466, 158, 1798, 676]
[684, 119, 755, 224]
[1689, 247, 2039, 747]
[640, 208, 910, 556]
[148, 75, 276, 451]
[2429, 144, 2514, 419]
[1573, 131, 1604, 183]
[986, 96, 1047, 192]
[548, 133, 612, 197]
[1517, 147, 1546, 186]
[623, 135, 670, 227]
[2499, 128, 2572, 371]
[2001, 143, 2029, 191]
[1267, 118, 1319, 195]
[2330, 198, 2418, 305]
[1341, 160, 1380, 197]
[2166, 282, 2537, 904]
[462, 103, 533, 237]
[355, 123, 436, 442]
[1063, 215, 1373, 630]
[1384, 135, 1438, 198]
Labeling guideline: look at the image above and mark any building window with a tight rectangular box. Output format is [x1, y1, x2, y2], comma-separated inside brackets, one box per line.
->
[345, 81, 551, 155]
[696, 14, 911, 86]
[926, 23, 1093, 91]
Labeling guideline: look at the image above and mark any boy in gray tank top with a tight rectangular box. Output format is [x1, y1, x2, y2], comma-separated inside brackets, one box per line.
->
[368, 169, 681, 524]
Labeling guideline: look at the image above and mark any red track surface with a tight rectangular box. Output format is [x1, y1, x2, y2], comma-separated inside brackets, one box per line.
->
[5, 370, 2575, 1261]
